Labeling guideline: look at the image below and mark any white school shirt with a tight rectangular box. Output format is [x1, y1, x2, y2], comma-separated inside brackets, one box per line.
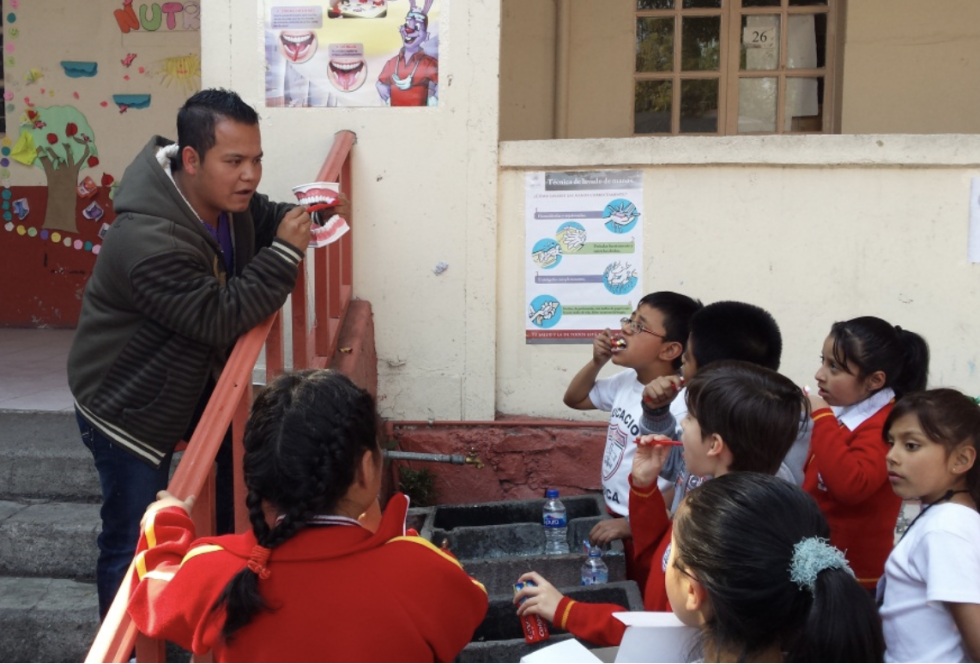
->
[880, 502, 980, 663]
[589, 369, 672, 517]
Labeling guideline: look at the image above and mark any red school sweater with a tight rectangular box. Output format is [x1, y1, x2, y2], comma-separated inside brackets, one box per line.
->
[127, 493, 488, 663]
[802, 402, 902, 589]
[553, 476, 673, 646]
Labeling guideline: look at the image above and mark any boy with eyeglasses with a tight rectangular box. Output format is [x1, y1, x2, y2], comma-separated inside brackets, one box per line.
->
[563, 291, 702, 576]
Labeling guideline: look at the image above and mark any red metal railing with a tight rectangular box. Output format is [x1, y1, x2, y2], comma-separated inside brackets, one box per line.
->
[85, 130, 356, 663]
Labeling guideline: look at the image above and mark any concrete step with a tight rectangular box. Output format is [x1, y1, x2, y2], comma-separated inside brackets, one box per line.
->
[0, 411, 100, 502]
[0, 576, 99, 663]
[0, 500, 99, 579]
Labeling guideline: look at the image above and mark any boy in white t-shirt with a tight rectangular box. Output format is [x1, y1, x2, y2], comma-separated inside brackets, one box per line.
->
[563, 291, 701, 576]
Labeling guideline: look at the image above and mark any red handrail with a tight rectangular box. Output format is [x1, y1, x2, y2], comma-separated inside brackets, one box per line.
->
[85, 130, 356, 663]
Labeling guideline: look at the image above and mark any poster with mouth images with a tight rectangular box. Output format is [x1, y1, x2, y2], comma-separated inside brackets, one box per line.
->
[525, 170, 645, 343]
[264, 0, 439, 108]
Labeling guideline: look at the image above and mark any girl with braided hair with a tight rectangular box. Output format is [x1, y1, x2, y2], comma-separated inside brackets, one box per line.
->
[667, 472, 884, 662]
[127, 369, 488, 662]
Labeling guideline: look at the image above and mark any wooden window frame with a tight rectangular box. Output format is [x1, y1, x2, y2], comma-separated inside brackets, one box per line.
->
[633, 0, 840, 136]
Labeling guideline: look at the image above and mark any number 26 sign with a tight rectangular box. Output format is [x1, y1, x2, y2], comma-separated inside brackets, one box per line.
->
[743, 26, 775, 48]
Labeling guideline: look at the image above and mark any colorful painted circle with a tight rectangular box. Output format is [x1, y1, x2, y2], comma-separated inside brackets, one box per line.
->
[1, 169, 9, 178]
[1, 159, 9, 168]
[1, 189, 11, 199]
[2, 201, 9, 210]
[531, 238, 562, 269]
[555, 221, 587, 253]
[63, 238, 71, 247]
[84, 241, 93, 251]
[16, 225, 25, 235]
[40, 230, 49, 240]
[73, 239, 83, 250]
[3, 212, 11, 221]
[1, 147, 10, 156]
[27, 226, 36, 237]
[5, 104, 13, 113]
[6, 13, 15, 23]
[1, 136, 10, 147]
[51, 232, 61, 243]
[3, 222, 12, 232]
[528, 294, 563, 329]
[602, 199, 639, 234]
[92, 244, 101, 255]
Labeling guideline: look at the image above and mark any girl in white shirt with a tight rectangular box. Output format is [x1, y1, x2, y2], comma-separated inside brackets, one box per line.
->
[880, 388, 980, 662]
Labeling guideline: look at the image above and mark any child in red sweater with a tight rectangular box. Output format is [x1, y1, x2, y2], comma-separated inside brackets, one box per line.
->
[514, 360, 807, 646]
[804, 316, 929, 590]
[127, 370, 488, 662]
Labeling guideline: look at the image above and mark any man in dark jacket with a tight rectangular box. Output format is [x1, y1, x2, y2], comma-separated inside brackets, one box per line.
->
[67, 89, 311, 617]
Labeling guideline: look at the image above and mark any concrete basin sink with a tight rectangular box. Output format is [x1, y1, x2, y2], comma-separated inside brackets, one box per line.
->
[459, 581, 643, 663]
[406, 495, 642, 661]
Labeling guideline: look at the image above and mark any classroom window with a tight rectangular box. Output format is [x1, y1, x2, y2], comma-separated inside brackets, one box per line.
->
[634, 0, 838, 135]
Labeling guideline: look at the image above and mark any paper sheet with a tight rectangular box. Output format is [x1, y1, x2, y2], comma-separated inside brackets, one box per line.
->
[969, 177, 980, 263]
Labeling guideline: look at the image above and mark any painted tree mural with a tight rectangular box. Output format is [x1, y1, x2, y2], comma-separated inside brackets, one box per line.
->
[15, 105, 99, 233]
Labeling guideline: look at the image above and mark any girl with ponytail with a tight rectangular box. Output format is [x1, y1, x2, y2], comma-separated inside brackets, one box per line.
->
[127, 369, 488, 662]
[804, 316, 930, 590]
[668, 472, 884, 662]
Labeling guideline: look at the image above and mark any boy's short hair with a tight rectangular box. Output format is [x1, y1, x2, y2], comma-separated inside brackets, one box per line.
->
[689, 301, 782, 371]
[637, 291, 703, 371]
[685, 360, 807, 474]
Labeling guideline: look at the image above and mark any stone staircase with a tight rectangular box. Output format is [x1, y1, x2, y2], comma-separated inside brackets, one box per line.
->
[0, 410, 102, 663]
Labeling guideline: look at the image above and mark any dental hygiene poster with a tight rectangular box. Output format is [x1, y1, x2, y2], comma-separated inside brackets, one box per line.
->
[525, 170, 645, 343]
[264, 0, 440, 108]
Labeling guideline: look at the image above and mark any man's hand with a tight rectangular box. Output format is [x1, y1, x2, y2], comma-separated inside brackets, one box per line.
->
[140, 490, 195, 529]
[589, 518, 631, 546]
[514, 572, 563, 624]
[631, 434, 674, 488]
[276, 206, 312, 253]
[642, 375, 684, 410]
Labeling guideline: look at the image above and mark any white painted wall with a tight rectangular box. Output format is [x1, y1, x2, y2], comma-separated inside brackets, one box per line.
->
[204, 0, 501, 420]
[205, 3, 980, 424]
[499, 135, 980, 419]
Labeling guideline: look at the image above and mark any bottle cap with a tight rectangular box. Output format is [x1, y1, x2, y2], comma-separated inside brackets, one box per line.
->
[545, 489, 559, 498]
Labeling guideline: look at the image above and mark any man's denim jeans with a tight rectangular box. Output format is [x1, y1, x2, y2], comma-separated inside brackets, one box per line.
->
[76, 409, 172, 619]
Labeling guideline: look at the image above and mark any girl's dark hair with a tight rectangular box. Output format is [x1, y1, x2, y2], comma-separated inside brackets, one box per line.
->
[674, 473, 885, 662]
[212, 369, 379, 639]
[828, 316, 930, 398]
[684, 360, 809, 474]
[885, 388, 980, 506]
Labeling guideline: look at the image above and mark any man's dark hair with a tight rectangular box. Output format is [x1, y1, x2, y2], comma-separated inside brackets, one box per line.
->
[689, 301, 782, 371]
[174, 88, 259, 171]
[637, 291, 703, 371]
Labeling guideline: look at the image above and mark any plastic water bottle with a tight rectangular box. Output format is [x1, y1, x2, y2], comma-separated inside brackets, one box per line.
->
[543, 489, 569, 554]
[581, 542, 609, 585]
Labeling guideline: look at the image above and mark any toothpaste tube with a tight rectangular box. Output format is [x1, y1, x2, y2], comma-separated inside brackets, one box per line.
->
[513, 581, 550, 644]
